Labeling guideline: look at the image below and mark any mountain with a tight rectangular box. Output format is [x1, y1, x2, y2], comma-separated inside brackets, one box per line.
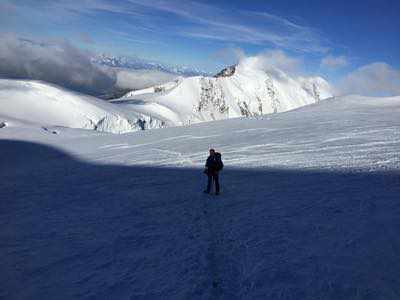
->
[92, 54, 210, 77]
[114, 58, 333, 127]
[0, 79, 153, 134]
[0, 60, 332, 134]
[1, 92, 399, 299]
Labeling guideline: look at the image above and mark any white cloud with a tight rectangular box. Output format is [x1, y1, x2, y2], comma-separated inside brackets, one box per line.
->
[0, 33, 115, 95]
[17, 0, 329, 53]
[337, 62, 400, 96]
[115, 69, 177, 90]
[136, 1, 329, 52]
[213, 47, 246, 66]
[0, 34, 177, 96]
[238, 50, 302, 75]
[321, 55, 348, 69]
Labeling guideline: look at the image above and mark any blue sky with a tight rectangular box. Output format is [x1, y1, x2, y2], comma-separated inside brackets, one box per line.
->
[1, 0, 399, 81]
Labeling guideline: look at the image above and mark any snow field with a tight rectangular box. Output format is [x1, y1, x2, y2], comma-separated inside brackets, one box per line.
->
[1, 94, 399, 299]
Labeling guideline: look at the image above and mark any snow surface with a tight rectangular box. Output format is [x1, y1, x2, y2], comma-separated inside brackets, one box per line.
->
[1, 95, 400, 299]
[0, 80, 145, 134]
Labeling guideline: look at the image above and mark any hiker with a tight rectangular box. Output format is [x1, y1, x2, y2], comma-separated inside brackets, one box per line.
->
[204, 148, 223, 195]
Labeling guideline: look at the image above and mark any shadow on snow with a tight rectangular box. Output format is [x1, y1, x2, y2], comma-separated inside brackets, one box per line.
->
[1, 139, 399, 299]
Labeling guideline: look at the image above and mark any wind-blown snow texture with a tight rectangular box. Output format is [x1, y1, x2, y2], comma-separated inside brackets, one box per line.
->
[1, 95, 399, 299]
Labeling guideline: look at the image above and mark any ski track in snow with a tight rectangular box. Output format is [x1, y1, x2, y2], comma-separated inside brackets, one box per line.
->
[1, 95, 400, 299]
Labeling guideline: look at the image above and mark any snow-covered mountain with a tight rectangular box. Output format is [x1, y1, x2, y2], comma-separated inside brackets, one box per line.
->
[114, 58, 333, 127]
[0, 59, 332, 134]
[0, 80, 157, 134]
[92, 54, 210, 77]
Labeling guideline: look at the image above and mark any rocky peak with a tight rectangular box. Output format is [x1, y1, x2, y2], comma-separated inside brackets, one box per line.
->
[214, 65, 236, 78]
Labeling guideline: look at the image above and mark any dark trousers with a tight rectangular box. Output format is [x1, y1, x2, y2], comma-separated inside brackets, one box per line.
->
[206, 173, 220, 193]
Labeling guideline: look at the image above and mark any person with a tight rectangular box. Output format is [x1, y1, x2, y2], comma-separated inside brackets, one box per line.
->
[204, 148, 223, 195]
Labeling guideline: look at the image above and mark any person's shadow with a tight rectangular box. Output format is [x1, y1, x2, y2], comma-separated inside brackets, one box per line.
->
[1, 139, 399, 299]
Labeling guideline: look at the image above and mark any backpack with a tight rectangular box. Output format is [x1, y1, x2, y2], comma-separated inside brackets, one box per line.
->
[215, 152, 224, 171]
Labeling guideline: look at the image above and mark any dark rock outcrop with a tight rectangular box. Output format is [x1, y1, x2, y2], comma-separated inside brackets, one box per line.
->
[214, 65, 236, 78]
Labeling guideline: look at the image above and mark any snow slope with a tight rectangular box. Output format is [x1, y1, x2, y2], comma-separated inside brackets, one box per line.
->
[1, 95, 399, 299]
[0, 79, 154, 134]
[114, 58, 332, 127]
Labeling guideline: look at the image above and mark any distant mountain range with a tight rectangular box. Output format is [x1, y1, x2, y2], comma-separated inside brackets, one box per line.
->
[92, 54, 211, 77]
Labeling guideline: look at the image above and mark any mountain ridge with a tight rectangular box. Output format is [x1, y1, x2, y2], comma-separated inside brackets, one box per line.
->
[0, 60, 333, 133]
[92, 53, 211, 77]
[115, 59, 333, 128]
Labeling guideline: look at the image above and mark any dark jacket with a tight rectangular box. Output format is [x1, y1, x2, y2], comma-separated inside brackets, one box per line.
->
[205, 155, 222, 175]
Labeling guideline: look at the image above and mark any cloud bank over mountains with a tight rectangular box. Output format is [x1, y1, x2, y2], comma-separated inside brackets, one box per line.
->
[0, 33, 399, 98]
[0, 34, 113, 95]
[0, 34, 176, 96]
[115, 69, 176, 90]
[240, 50, 302, 75]
[337, 62, 400, 97]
